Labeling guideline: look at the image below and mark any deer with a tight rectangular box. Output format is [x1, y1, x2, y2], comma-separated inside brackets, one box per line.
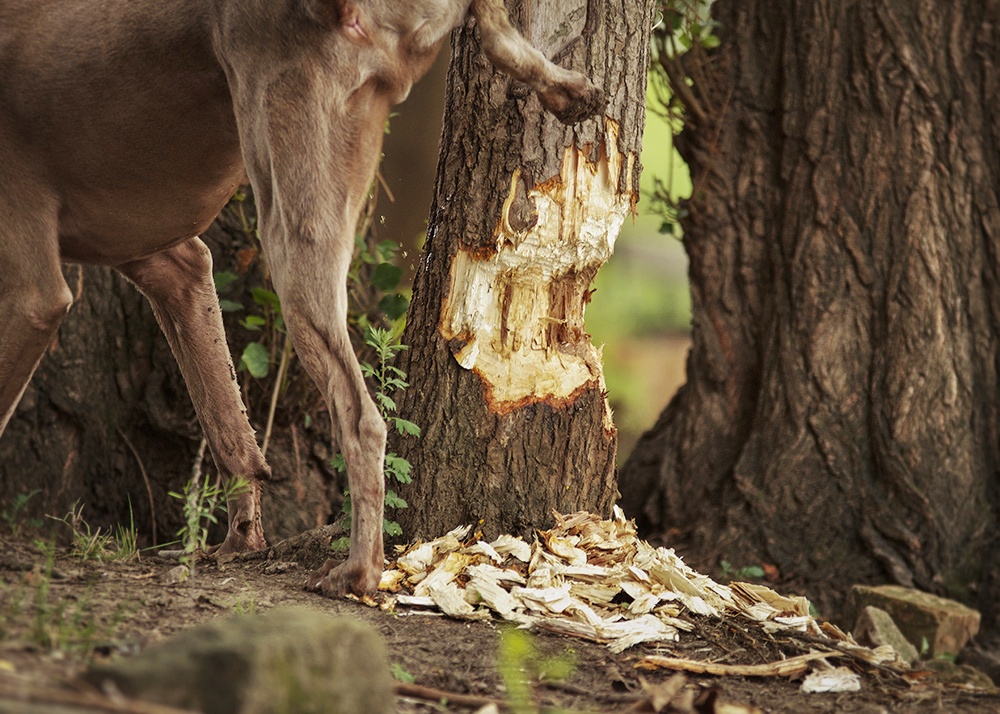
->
[0, 0, 604, 597]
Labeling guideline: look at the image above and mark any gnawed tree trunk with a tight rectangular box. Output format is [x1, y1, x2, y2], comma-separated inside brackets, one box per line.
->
[620, 0, 1000, 629]
[392, 0, 655, 540]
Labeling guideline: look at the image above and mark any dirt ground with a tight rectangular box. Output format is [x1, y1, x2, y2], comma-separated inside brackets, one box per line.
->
[1, 531, 999, 714]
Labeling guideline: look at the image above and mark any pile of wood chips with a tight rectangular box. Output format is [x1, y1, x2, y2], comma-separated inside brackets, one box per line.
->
[378, 508, 904, 679]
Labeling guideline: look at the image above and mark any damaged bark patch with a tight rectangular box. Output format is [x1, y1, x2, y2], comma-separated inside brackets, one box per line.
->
[440, 119, 634, 417]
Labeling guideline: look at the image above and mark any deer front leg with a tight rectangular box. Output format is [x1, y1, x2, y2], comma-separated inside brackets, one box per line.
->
[269, 232, 387, 597]
[229, 66, 392, 595]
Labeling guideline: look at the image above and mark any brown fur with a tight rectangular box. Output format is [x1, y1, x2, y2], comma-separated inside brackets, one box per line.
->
[0, 0, 604, 596]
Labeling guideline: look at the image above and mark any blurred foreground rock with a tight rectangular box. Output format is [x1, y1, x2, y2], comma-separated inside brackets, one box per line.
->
[83, 607, 393, 714]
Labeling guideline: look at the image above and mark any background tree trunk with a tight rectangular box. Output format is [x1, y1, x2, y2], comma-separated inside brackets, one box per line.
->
[392, 0, 655, 540]
[620, 0, 1000, 631]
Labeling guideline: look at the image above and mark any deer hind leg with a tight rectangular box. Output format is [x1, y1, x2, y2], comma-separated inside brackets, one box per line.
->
[0, 186, 72, 436]
[117, 238, 269, 553]
[470, 0, 605, 124]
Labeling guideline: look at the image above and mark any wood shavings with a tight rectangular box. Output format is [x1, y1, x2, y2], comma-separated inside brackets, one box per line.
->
[424, 580, 487, 619]
[379, 509, 893, 685]
[800, 666, 862, 693]
[514, 584, 575, 615]
[413, 552, 475, 598]
[490, 534, 532, 562]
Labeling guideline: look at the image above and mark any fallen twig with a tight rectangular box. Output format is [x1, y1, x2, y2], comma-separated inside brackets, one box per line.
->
[394, 681, 507, 710]
[636, 650, 840, 678]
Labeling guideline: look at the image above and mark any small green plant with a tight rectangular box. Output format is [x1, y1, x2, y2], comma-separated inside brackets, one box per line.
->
[229, 588, 259, 616]
[169, 476, 250, 558]
[47, 501, 138, 562]
[331, 326, 420, 549]
[114, 500, 140, 561]
[22, 540, 131, 656]
[497, 628, 576, 714]
[1, 490, 43, 535]
[719, 559, 765, 582]
[390, 662, 415, 684]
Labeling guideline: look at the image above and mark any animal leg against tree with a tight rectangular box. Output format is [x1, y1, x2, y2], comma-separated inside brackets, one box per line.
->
[117, 239, 269, 554]
[0, 179, 72, 435]
[227, 65, 391, 595]
[470, 0, 606, 123]
[271, 234, 388, 598]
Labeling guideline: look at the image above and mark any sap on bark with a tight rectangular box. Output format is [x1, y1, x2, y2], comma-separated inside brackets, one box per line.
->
[440, 119, 634, 421]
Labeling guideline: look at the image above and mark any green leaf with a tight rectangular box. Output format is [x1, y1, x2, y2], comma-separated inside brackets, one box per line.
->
[392, 418, 421, 437]
[240, 314, 266, 331]
[385, 454, 413, 482]
[737, 565, 765, 579]
[383, 519, 403, 537]
[331, 453, 346, 472]
[239, 342, 270, 378]
[250, 287, 282, 312]
[390, 663, 415, 684]
[339, 488, 352, 516]
[371, 262, 403, 291]
[384, 377, 408, 392]
[219, 299, 245, 313]
[214, 271, 239, 293]
[701, 33, 720, 49]
[384, 490, 407, 509]
[376, 240, 400, 261]
[329, 536, 351, 553]
[376, 393, 397, 413]
[378, 293, 410, 321]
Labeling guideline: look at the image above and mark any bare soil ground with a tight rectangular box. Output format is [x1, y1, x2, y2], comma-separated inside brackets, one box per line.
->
[1, 533, 999, 714]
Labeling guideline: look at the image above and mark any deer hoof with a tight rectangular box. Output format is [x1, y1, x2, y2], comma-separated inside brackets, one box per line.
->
[305, 557, 380, 598]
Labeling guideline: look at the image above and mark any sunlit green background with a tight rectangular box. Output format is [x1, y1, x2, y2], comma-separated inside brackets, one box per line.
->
[587, 97, 692, 460]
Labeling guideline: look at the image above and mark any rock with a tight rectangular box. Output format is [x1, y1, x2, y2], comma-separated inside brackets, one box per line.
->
[852, 605, 919, 664]
[920, 659, 996, 691]
[845, 585, 980, 658]
[958, 642, 1000, 685]
[83, 607, 393, 714]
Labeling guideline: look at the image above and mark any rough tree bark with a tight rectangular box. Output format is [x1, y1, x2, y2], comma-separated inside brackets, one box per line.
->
[620, 0, 1000, 630]
[392, 0, 655, 540]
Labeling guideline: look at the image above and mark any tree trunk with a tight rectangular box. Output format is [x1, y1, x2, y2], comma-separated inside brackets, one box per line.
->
[0, 217, 340, 547]
[620, 0, 1000, 630]
[392, 0, 654, 540]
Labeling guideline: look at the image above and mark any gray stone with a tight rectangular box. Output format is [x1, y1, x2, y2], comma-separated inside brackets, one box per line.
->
[83, 607, 393, 714]
[846, 585, 980, 658]
[853, 605, 919, 664]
